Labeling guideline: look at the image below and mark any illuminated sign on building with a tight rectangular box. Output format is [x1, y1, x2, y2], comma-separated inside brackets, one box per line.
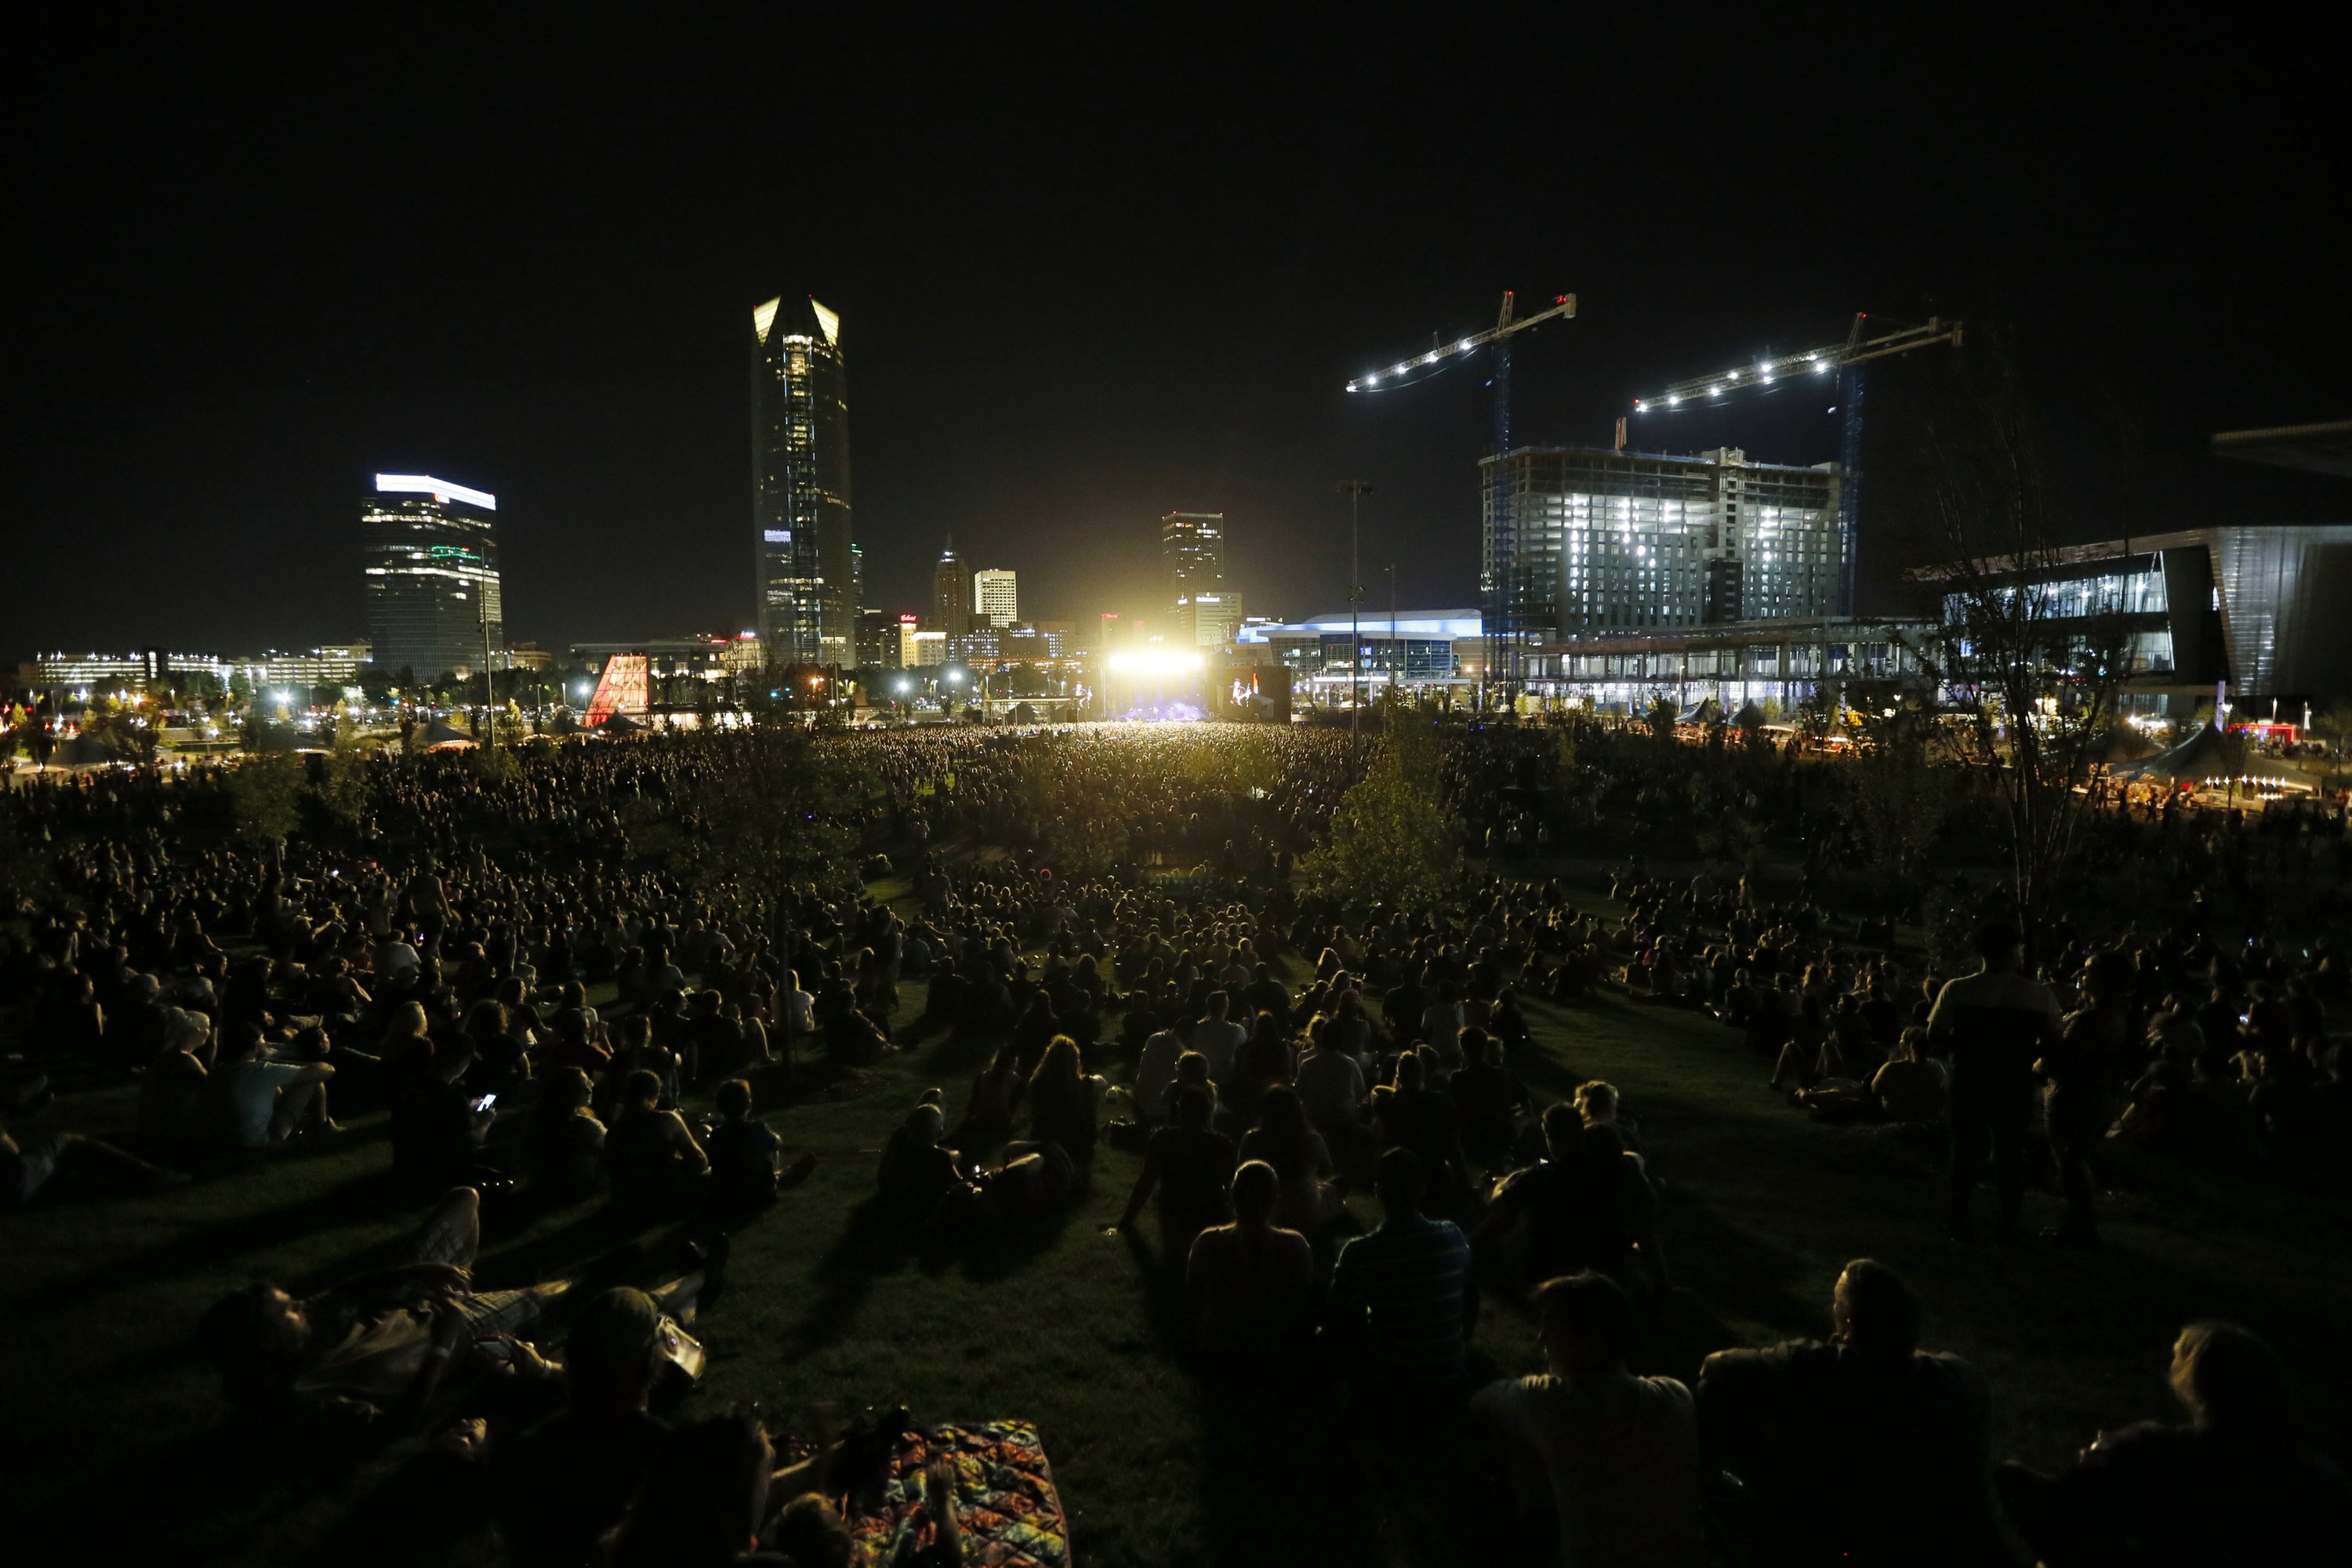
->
[583, 654, 650, 728]
[375, 474, 497, 511]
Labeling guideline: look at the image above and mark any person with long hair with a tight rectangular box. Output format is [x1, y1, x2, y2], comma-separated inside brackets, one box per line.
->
[1186, 1160, 1312, 1366]
[1024, 1034, 1102, 1171]
[1236, 1084, 1340, 1230]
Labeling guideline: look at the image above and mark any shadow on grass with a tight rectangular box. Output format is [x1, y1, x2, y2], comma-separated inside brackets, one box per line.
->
[784, 1193, 921, 1357]
[296, 1450, 490, 1568]
[8, 1167, 407, 1323]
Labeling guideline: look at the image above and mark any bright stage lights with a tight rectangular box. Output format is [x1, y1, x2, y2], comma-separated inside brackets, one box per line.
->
[1107, 649, 1207, 676]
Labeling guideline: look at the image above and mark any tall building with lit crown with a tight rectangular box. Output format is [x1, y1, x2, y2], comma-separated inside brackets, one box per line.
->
[360, 474, 503, 681]
[1160, 511, 1230, 646]
[751, 294, 854, 666]
[1481, 446, 1840, 637]
[931, 537, 972, 637]
[973, 568, 1018, 627]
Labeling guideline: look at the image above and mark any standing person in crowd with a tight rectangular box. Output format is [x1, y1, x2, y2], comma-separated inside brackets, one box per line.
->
[2039, 950, 2132, 1247]
[1929, 921, 2063, 1243]
[1472, 1270, 1708, 1568]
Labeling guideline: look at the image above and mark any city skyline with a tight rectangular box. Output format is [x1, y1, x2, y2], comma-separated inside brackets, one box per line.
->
[7, 11, 2347, 659]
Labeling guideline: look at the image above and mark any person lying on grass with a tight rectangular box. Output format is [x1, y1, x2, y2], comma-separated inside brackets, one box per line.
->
[2, 1119, 190, 1210]
[196, 1186, 706, 1440]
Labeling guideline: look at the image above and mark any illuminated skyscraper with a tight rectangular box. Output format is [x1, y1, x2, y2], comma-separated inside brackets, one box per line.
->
[1161, 510, 1228, 646]
[973, 568, 1018, 627]
[360, 474, 502, 681]
[751, 294, 854, 665]
[931, 536, 971, 637]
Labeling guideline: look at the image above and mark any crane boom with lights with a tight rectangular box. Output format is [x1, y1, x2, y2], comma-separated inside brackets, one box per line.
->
[1346, 290, 1577, 693]
[1628, 313, 1962, 617]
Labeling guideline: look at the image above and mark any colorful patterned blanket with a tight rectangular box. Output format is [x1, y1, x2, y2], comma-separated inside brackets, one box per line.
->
[849, 1419, 1071, 1568]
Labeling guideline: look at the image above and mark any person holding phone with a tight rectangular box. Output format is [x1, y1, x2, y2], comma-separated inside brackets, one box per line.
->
[390, 1036, 500, 1196]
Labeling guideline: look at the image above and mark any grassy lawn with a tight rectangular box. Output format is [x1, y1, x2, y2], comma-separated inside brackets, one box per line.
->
[6, 960, 2349, 1565]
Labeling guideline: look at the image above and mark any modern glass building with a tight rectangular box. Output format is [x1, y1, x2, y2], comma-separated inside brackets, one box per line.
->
[751, 295, 855, 666]
[1236, 608, 1483, 700]
[1479, 447, 1841, 639]
[360, 474, 502, 682]
[1914, 524, 2352, 708]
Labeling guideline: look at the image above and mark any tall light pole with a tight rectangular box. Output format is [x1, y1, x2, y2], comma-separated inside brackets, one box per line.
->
[1336, 481, 1372, 741]
[1386, 562, 1398, 706]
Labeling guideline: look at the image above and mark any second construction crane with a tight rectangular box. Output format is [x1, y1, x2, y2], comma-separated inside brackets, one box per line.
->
[1629, 313, 1962, 616]
[1347, 289, 1577, 690]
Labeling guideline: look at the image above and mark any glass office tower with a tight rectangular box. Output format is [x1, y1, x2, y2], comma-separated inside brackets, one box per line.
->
[360, 474, 502, 681]
[751, 294, 855, 666]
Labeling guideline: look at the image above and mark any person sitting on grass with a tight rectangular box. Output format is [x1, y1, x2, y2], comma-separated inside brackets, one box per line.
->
[524, 1065, 607, 1202]
[390, 1036, 499, 1196]
[1022, 1036, 1103, 1174]
[1450, 1027, 1533, 1171]
[3, 1119, 190, 1210]
[209, 1020, 336, 1155]
[1475, 1105, 1628, 1294]
[604, 1069, 710, 1215]
[951, 1044, 1025, 1156]
[1995, 1320, 2352, 1566]
[1871, 1025, 1948, 1121]
[879, 1101, 967, 1222]
[1118, 1083, 1236, 1254]
[195, 1187, 704, 1440]
[1235, 1083, 1341, 1232]
[705, 1076, 816, 1217]
[1327, 1147, 1475, 1399]
[1472, 1270, 1708, 1568]
[488, 1286, 676, 1568]
[609, 1406, 858, 1568]
[1768, 993, 1838, 1091]
[1185, 1159, 1313, 1369]
[1697, 1258, 1998, 1566]
[966, 1138, 1078, 1231]
[1370, 1049, 1468, 1199]
[1294, 1014, 1369, 1137]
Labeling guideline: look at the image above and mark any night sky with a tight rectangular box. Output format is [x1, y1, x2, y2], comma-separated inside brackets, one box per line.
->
[10, 5, 2346, 658]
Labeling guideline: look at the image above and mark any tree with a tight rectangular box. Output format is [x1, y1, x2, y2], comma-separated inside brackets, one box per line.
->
[230, 754, 305, 855]
[1886, 328, 2129, 944]
[315, 702, 371, 823]
[1645, 693, 1678, 748]
[1838, 700, 1955, 906]
[639, 717, 858, 960]
[1300, 707, 1461, 907]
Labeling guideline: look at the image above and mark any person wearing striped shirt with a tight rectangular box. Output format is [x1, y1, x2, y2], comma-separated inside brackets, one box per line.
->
[1330, 1147, 1475, 1384]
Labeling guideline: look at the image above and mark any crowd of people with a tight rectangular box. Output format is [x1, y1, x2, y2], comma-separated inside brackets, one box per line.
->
[4, 717, 2348, 1563]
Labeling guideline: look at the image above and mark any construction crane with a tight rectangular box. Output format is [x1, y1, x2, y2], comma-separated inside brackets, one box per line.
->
[1628, 313, 1962, 616]
[1346, 290, 1577, 693]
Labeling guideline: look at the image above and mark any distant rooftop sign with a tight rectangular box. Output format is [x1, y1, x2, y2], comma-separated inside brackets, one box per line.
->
[375, 474, 497, 511]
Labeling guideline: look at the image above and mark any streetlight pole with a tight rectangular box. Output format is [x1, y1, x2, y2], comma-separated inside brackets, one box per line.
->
[1387, 563, 1397, 703]
[1336, 481, 1372, 743]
